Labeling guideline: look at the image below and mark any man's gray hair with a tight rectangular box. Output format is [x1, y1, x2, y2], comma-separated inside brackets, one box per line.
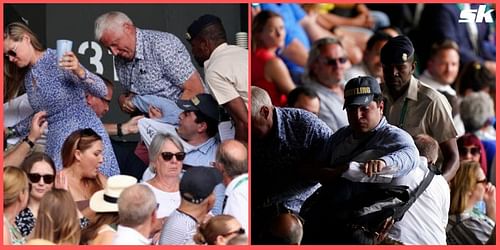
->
[94, 11, 134, 41]
[251, 86, 272, 118]
[305, 37, 344, 78]
[118, 184, 157, 227]
[460, 91, 495, 132]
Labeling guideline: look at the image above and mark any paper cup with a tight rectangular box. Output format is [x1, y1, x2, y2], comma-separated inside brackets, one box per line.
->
[56, 39, 73, 62]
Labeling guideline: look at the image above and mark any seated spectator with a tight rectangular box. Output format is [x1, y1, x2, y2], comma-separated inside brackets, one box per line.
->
[413, 134, 439, 164]
[3, 166, 29, 245]
[113, 184, 158, 245]
[263, 213, 304, 245]
[15, 153, 56, 238]
[82, 175, 137, 245]
[142, 133, 183, 219]
[344, 31, 391, 83]
[447, 161, 496, 244]
[419, 4, 496, 74]
[213, 139, 248, 233]
[287, 86, 321, 115]
[457, 133, 488, 179]
[302, 37, 349, 132]
[58, 128, 107, 219]
[138, 94, 224, 215]
[455, 61, 495, 99]
[252, 10, 295, 106]
[193, 214, 245, 245]
[33, 189, 81, 245]
[159, 167, 222, 245]
[460, 92, 496, 179]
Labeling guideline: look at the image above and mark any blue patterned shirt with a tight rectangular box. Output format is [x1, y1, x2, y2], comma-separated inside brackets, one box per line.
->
[252, 107, 333, 212]
[115, 28, 197, 101]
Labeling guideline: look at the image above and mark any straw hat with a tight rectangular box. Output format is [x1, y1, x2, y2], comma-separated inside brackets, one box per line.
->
[90, 175, 137, 212]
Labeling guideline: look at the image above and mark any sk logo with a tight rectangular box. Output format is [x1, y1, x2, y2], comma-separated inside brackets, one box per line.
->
[459, 5, 495, 23]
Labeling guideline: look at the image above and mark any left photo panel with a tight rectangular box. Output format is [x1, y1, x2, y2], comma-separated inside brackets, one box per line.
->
[3, 3, 248, 246]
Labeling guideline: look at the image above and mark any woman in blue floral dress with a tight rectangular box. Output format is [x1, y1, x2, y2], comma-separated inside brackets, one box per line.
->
[4, 22, 119, 177]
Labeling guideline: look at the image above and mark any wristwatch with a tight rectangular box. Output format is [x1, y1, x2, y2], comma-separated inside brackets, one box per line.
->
[22, 136, 35, 149]
[117, 123, 123, 137]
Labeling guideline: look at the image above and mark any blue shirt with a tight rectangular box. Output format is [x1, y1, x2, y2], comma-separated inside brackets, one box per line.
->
[115, 28, 196, 100]
[252, 107, 333, 212]
[321, 117, 419, 177]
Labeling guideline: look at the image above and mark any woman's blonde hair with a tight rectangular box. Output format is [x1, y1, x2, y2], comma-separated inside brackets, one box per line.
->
[3, 166, 28, 207]
[449, 161, 482, 214]
[33, 189, 81, 244]
[193, 214, 240, 245]
[3, 22, 45, 102]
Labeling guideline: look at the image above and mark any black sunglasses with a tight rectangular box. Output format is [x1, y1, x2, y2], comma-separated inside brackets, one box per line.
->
[319, 56, 348, 67]
[5, 42, 18, 58]
[28, 173, 55, 184]
[459, 146, 480, 156]
[222, 227, 245, 237]
[161, 152, 186, 161]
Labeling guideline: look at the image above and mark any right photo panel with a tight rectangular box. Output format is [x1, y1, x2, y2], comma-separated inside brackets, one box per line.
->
[250, 3, 496, 245]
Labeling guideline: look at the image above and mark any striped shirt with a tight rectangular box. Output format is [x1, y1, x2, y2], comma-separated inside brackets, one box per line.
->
[159, 209, 198, 245]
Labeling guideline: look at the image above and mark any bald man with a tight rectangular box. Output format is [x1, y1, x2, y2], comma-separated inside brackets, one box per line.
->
[214, 139, 248, 234]
[265, 213, 304, 245]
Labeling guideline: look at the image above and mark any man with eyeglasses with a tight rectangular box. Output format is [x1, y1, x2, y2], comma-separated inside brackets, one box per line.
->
[381, 35, 459, 182]
[301, 37, 349, 132]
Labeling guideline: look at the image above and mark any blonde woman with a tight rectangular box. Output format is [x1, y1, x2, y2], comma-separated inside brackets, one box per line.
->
[3, 166, 29, 245]
[193, 215, 245, 245]
[3, 22, 119, 176]
[58, 128, 107, 219]
[33, 189, 81, 244]
[447, 161, 496, 244]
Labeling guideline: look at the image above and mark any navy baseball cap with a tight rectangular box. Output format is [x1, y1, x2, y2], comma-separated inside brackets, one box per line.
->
[343, 76, 382, 109]
[180, 167, 222, 204]
[176, 93, 221, 122]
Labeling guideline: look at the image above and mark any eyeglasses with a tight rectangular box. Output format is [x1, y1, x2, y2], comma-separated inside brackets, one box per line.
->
[28, 173, 55, 184]
[459, 146, 480, 156]
[476, 178, 488, 185]
[5, 42, 19, 58]
[100, 97, 112, 104]
[319, 56, 348, 67]
[161, 152, 186, 161]
[222, 227, 245, 237]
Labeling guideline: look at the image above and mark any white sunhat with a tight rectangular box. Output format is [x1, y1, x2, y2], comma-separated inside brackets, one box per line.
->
[89, 175, 137, 213]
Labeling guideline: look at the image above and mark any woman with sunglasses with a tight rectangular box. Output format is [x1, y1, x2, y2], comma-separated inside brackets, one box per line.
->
[3, 166, 29, 245]
[447, 161, 496, 244]
[142, 133, 185, 220]
[3, 22, 119, 177]
[193, 214, 245, 245]
[58, 128, 107, 220]
[457, 133, 488, 178]
[252, 10, 295, 106]
[14, 152, 56, 238]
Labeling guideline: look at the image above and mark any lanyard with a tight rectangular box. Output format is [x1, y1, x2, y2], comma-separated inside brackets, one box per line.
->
[399, 99, 409, 128]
